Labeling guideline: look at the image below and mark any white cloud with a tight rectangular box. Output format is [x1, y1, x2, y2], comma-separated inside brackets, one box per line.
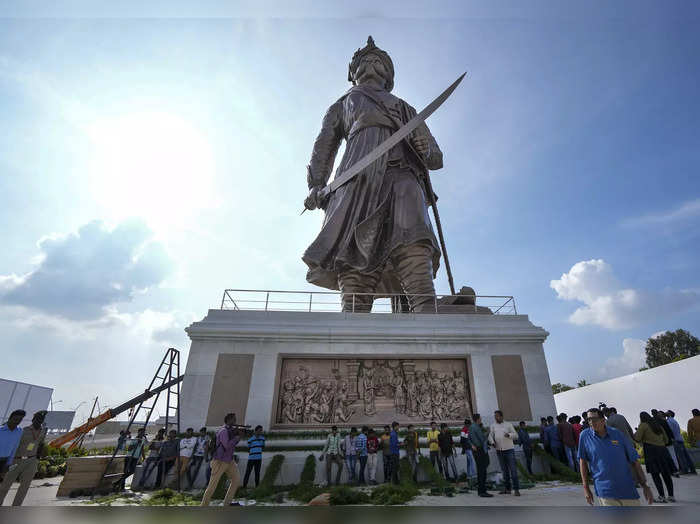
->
[600, 338, 646, 379]
[0, 219, 173, 320]
[550, 259, 699, 330]
[621, 198, 700, 228]
[2, 304, 189, 346]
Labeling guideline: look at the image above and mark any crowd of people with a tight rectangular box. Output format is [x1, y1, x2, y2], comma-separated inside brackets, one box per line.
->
[116, 418, 266, 504]
[2, 405, 699, 507]
[538, 405, 699, 506]
[318, 411, 534, 498]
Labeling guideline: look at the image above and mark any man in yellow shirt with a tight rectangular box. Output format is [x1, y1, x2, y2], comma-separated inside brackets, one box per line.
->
[427, 421, 444, 477]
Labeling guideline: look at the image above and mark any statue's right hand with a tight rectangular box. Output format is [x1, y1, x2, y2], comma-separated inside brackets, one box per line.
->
[304, 186, 321, 211]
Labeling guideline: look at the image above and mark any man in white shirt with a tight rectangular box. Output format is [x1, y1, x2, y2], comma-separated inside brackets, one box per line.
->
[187, 427, 210, 488]
[488, 409, 520, 496]
[178, 427, 198, 482]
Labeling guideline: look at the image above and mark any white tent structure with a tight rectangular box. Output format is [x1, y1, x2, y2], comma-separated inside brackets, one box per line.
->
[555, 355, 700, 430]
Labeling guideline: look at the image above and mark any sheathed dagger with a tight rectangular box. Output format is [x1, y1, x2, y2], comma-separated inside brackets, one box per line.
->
[301, 72, 466, 214]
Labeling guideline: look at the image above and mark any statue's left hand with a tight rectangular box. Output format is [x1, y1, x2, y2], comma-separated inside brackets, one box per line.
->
[412, 136, 431, 157]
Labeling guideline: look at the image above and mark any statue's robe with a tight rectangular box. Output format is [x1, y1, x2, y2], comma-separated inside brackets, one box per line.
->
[303, 84, 443, 293]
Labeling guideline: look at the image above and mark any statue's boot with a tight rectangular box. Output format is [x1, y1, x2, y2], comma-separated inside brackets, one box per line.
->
[391, 241, 437, 313]
[338, 269, 380, 312]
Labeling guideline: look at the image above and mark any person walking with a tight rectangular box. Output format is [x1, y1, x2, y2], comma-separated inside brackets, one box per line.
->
[137, 428, 165, 489]
[666, 410, 696, 475]
[426, 421, 443, 477]
[242, 425, 265, 488]
[634, 412, 675, 503]
[366, 428, 380, 485]
[0, 410, 45, 506]
[469, 414, 492, 497]
[355, 426, 369, 484]
[460, 419, 476, 479]
[200, 413, 243, 507]
[688, 409, 700, 447]
[517, 421, 533, 475]
[438, 423, 458, 482]
[557, 414, 578, 472]
[489, 410, 520, 496]
[389, 422, 401, 484]
[319, 425, 344, 486]
[653, 409, 680, 477]
[578, 407, 653, 506]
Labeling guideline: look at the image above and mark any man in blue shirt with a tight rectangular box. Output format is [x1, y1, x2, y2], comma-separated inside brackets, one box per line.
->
[355, 426, 369, 484]
[543, 416, 564, 463]
[578, 407, 653, 506]
[389, 422, 400, 484]
[469, 413, 492, 497]
[243, 425, 265, 488]
[0, 410, 25, 476]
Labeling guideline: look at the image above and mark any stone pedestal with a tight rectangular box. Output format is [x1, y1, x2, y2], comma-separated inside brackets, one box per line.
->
[180, 310, 555, 429]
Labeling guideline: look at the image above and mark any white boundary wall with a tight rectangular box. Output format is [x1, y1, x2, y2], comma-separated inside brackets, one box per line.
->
[555, 355, 700, 430]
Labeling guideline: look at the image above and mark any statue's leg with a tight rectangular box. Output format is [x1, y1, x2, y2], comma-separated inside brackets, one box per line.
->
[337, 270, 380, 312]
[391, 241, 437, 313]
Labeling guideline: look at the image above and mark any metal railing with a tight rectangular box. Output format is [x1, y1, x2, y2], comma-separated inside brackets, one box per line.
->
[220, 289, 517, 315]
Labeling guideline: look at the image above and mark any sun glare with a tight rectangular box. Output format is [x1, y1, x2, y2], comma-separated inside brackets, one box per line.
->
[86, 111, 216, 233]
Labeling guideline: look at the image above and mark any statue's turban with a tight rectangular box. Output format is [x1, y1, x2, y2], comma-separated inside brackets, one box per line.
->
[348, 36, 395, 92]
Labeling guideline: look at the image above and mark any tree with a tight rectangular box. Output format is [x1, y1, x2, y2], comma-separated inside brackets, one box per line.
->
[645, 329, 700, 369]
[551, 383, 574, 395]
[577, 379, 588, 388]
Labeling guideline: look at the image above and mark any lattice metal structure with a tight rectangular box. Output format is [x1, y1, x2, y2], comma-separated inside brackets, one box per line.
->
[98, 347, 182, 493]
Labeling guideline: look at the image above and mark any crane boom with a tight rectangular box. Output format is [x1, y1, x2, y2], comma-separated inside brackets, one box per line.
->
[49, 375, 183, 449]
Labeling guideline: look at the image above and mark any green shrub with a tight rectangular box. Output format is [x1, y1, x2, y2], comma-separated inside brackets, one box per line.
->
[532, 445, 579, 483]
[142, 488, 200, 506]
[289, 454, 323, 503]
[248, 454, 285, 500]
[368, 457, 419, 505]
[328, 485, 370, 505]
[418, 455, 448, 488]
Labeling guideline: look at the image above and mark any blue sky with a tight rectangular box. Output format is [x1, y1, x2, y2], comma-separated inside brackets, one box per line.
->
[1, 1, 699, 424]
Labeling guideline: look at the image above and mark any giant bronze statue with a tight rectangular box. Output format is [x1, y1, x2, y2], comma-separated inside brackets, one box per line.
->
[302, 37, 461, 313]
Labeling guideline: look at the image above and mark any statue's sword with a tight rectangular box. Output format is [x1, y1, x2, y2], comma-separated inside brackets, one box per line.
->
[301, 72, 466, 214]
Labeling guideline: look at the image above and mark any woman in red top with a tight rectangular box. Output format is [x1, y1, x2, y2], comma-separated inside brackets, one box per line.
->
[366, 429, 380, 485]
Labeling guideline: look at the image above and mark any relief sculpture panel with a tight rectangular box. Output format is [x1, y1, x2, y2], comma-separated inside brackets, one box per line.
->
[275, 357, 472, 426]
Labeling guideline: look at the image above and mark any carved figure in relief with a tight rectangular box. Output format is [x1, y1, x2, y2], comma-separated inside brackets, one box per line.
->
[391, 369, 405, 413]
[405, 376, 418, 417]
[333, 381, 356, 422]
[418, 376, 432, 418]
[362, 366, 377, 416]
[281, 381, 296, 423]
[276, 359, 470, 424]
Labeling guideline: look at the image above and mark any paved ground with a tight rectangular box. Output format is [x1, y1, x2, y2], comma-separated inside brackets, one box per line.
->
[3, 473, 699, 506]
